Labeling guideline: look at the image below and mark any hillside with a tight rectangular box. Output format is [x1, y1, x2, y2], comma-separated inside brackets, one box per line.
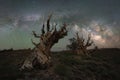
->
[0, 48, 120, 80]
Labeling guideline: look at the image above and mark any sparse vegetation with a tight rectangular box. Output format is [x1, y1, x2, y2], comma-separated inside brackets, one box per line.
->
[0, 48, 120, 80]
[54, 64, 71, 77]
[0, 15, 119, 80]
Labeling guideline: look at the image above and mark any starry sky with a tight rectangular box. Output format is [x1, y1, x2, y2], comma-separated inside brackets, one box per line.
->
[0, 0, 120, 50]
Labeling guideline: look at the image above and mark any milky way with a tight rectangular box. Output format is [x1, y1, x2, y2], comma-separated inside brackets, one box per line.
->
[0, 0, 120, 50]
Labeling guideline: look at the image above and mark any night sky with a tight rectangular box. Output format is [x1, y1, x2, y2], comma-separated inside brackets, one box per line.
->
[0, 0, 120, 50]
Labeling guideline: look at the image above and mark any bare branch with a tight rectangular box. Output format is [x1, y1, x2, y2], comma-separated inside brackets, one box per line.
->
[41, 24, 45, 35]
[85, 34, 92, 47]
[32, 31, 40, 38]
[31, 39, 38, 47]
[67, 32, 94, 55]
[47, 14, 52, 32]
[21, 15, 68, 70]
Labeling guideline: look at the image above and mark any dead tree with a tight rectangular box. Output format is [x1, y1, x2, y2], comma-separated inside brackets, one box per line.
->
[20, 15, 67, 70]
[67, 33, 94, 56]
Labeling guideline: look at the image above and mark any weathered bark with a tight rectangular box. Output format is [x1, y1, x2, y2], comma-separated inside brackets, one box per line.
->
[20, 15, 67, 70]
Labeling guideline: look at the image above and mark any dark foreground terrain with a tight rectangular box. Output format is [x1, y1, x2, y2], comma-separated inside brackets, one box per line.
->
[0, 48, 120, 80]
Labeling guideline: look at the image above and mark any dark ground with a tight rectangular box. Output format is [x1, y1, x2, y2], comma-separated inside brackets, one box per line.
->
[0, 48, 120, 80]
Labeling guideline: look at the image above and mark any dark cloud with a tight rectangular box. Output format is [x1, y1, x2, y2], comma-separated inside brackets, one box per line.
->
[0, 0, 120, 49]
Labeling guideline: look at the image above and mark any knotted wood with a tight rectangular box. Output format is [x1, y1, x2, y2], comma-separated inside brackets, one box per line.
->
[20, 15, 67, 70]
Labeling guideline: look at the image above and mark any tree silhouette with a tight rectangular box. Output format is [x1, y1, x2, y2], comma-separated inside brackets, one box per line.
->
[67, 33, 94, 56]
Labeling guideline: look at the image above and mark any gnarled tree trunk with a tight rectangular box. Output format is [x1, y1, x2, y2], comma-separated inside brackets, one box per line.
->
[76, 33, 94, 55]
[67, 32, 94, 56]
[20, 15, 67, 70]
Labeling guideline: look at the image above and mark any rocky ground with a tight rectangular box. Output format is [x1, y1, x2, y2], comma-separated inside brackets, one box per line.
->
[0, 48, 120, 80]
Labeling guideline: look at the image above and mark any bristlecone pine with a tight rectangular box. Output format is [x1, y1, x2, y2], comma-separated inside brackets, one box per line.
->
[20, 15, 67, 70]
[67, 33, 94, 56]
